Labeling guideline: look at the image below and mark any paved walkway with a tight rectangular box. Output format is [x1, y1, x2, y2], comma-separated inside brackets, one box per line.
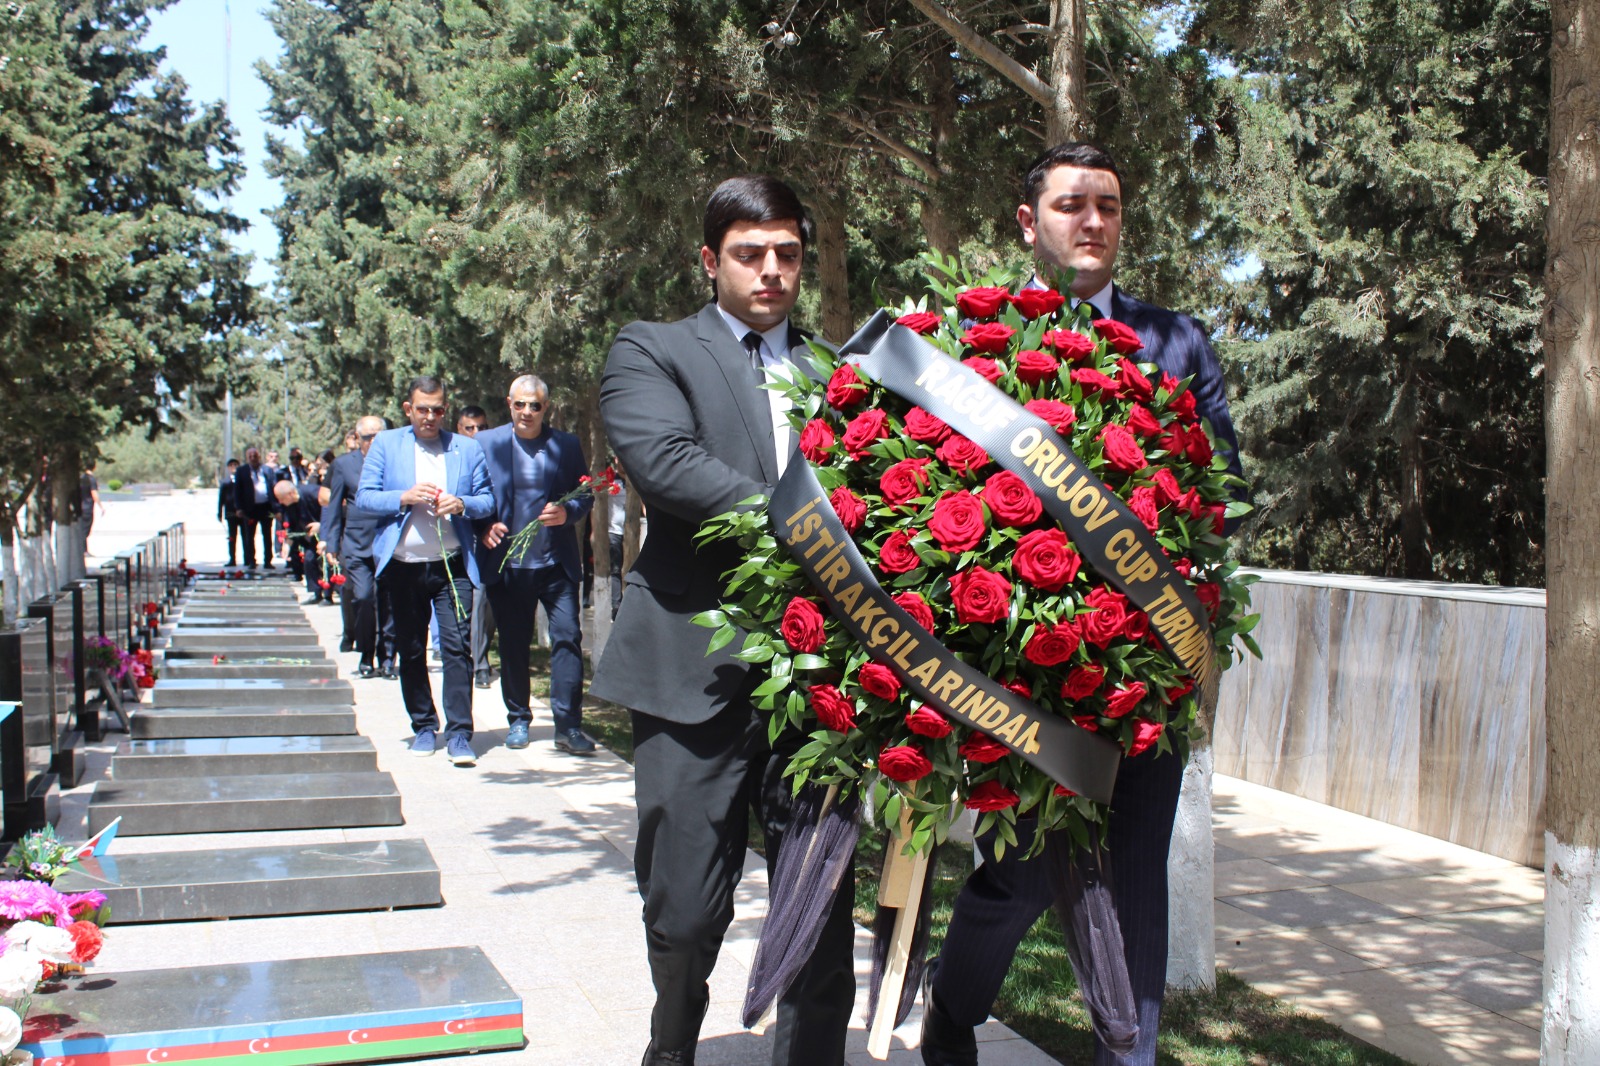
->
[74, 492, 1543, 1065]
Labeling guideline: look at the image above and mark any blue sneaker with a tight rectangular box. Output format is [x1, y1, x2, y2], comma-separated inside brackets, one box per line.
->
[410, 729, 436, 757]
[505, 723, 530, 749]
[446, 733, 477, 767]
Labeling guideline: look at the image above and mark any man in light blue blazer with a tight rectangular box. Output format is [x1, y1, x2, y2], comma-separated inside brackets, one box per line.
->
[356, 375, 495, 766]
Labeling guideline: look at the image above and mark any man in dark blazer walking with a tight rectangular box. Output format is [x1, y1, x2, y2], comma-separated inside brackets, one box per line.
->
[472, 376, 594, 754]
[591, 176, 856, 1066]
[232, 447, 275, 569]
[918, 142, 1244, 1066]
[321, 416, 393, 678]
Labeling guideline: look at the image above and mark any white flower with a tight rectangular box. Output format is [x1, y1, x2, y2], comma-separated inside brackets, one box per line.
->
[0, 1005, 20, 1055]
[0, 951, 42, 999]
[3, 922, 73, 964]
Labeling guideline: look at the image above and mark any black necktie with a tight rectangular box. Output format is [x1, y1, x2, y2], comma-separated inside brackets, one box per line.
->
[743, 330, 764, 377]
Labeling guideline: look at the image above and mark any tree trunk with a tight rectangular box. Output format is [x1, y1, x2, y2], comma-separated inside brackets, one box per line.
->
[52, 456, 82, 583]
[1398, 370, 1434, 578]
[1543, 0, 1600, 1060]
[0, 518, 18, 626]
[918, 49, 961, 258]
[811, 196, 855, 344]
[1167, 741, 1216, 990]
[1046, 0, 1090, 142]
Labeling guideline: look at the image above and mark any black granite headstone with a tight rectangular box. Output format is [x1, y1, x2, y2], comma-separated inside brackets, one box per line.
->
[66, 578, 104, 741]
[25, 593, 85, 787]
[0, 618, 61, 838]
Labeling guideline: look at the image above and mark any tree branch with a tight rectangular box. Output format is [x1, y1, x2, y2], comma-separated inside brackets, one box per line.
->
[903, 0, 1053, 108]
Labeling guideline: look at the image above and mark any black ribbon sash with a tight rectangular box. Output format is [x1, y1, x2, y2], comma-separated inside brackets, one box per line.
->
[841, 310, 1220, 708]
[771, 459, 1122, 804]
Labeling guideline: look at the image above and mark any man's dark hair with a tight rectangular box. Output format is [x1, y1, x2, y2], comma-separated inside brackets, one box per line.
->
[406, 375, 446, 401]
[289, 448, 304, 463]
[1022, 142, 1123, 211]
[318, 449, 336, 464]
[702, 175, 815, 254]
[226, 458, 239, 469]
[459, 405, 487, 422]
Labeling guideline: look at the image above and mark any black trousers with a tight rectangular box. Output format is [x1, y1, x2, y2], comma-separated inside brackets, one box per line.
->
[382, 557, 474, 738]
[343, 554, 393, 668]
[239, 513, 273, 567]
[224, 517, 242, 565]
[486, 565, 583, 733]
[931, 749, 1184, 1066]
[632, 702, 857, 1063]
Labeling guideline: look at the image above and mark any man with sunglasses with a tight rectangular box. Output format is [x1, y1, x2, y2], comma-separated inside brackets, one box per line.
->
[321, 416, 394, 677]
[357, 377, 495, 766]
[473, 375, 596, 754]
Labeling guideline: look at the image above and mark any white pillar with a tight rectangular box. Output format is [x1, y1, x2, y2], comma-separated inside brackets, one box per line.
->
[1166, 742, 1216, 990]
[1544, 833, 1600, 1063]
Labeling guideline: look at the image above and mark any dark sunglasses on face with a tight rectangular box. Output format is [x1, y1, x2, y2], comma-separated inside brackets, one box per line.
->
[511, 400, 543, 412]
[357, 432, 379, 441]
[411, 405, 447, 417]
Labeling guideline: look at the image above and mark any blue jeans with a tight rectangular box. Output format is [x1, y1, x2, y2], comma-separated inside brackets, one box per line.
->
[382, 557, 474, 738]
[486, 565, 583, 733]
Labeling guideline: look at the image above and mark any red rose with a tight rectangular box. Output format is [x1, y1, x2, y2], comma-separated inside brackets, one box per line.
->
[879, 744, 933, 782]
[1003, 677, 1033, 698]
[1126, 403, 1163, 438]
[1166, 677, 1195, 702]
[830, 487, 867, 533]
[1023, 620, 1082, 666]
[1196, 581, 1222, 619]
[1092, 318, 1145, 354]
[67, 920, 104, 964]
[1010, 288, 1066, 319]
[1117, 358, 1155, 403]
[960, 322, 1015, 354]
[1160, 373, 1200, 422]
[980, 470, 1042, 528]
[842, 408, 890, 458]
[896, 311, 942, 334]
[961, 355, 1003, 382]
[1072, 366, 1121, 400]
[858, 662, 902, 702]
[965, 780, 1020, 812]
[879, 458, 932, 507]
[330, 573, 347, 586]
[936, 435, 991, 477]
[1081, 587, 1129, 647]
[808, 684, 857, 732]
[1012, 529, 1081, 592]
[1186, 428, 1214, 468]
[1151, 467, 1182, 507]
[781, 597, 827, 653]
[1042, 329, 1097, 363]
[1061, 664, 1106, 700]
[1024, 398, 1077, 434]
[903, 406, 953, 444]
[959, 733, 1011, 763]
[1054, 785, 1079, 798]
[892, 590, 935, 631]
[1127, 485, 1161, 531]
[948, 566, 1012, 624]
[1014, 349, 1061, 385]
[1073, 713, 1099, 730]
[317, 579, 331, 590]
[1124, 608, 1150, 642]
[906, 704, 952, 738]
[1128, 718, 1165, 756]
[1172, 556, 1195, 578]
[797, 419, 836, 463]
[1099, 423, 1149, 474]
[877, 531, 921, 574]
[955, 285, 1011, 319]
[825, 364, 868, 409]
[928, 491, 987, 552]
[1105, 681, 1148, 719]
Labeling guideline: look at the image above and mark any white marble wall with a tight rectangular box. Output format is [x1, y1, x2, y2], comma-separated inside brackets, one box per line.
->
[1215, 571, 1545, 866]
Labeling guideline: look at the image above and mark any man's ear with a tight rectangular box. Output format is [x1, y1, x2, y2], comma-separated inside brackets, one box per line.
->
[700, 245, 719, 281]
[1016, 203, 1038, 247]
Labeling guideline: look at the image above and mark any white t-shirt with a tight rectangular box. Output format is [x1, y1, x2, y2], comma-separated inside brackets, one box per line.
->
[392, 436, 461, 561]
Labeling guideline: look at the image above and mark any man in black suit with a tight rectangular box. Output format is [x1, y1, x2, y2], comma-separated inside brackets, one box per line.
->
[217, 458, 241, 566]
[592, 176, 855, 1066]
[232, 447, 275, 569]
[321, 417, 394, 678]
[918, 142, 1244, 1066]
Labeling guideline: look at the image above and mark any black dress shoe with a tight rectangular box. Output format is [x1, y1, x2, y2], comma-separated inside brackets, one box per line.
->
[474, 670, 493, 689]
[920, 970, 978, 1066]
[555, 728, 597, 755]
[340, 638, 355, 653]
[358, 663, 377, 679]
[641, 1044, 694, 1065]
[382, 661, 400, 680]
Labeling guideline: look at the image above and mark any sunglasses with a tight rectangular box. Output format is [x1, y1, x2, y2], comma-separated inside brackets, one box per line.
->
[511, 400, 544, 412]
[357, 432, 379, 441]
[411, 405, 447, 417]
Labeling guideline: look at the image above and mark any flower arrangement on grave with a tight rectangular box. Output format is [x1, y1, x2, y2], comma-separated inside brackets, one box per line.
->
[694, 256, 1259, 858]
[0, 876, 108, 1060]
[499, 466, 622, 571]
[130, 648, 156, 689]
[81, 636, 141, 688]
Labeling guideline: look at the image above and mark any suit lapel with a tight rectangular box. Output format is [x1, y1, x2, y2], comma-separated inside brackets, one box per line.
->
[441, 430, 461, 494]
[697, 304, 778, 483]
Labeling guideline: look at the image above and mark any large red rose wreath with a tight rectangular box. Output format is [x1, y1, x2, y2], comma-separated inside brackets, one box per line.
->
[696, 257, 1258, 857]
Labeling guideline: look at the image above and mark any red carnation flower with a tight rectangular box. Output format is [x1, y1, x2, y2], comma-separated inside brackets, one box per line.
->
[936, 434, 991, 477]
[955, 285, 1011, 319]
[1042, 329, 1097, 363]
[877, 531, 921, 574]
[1010, 288, 1066, 320]
[961, 355, 1003, 382]
[808, 684, 857, 732]
[959, 733, 1011, 763]
[960, 322, 1015, 354]
[1099, 424, 1149, 474]
[1071, 366, 1121, 400]
[781, 597, 827, 653]
[330, 573, 347, 586]
[830, 487, 867, 533]
[965, 780, 1020, 812]
[1014, 349, 1060, 385]
[980, 470, 1042, 528]
[1129, 718, 1165, 756]
[903, 407, 953, 444]
[905, 704, 952, 738]
[948, 566, 1012, 624]
[1117, 358, 1155, 403]
[896, 311, 942, 334]
[825, 364, 869, 409]
[1061, 664, 1106, 700]
[67, 920, 104, 964]
[1012, 529, 1081, 593]
[317, 579, 331, 590]
[1023, 620, 1082, 667]
[858, 662, 902, 702]
[928, 491, 986, 552]
[1092, 318, 1145, 354]
[1024, 399, 1077, 434]
[879, 744, 933, 782]
[842, 408, 890, 458]
[1104, 681, 1148, 719]
[892, 591, 935, 631]
[798, 419, 836, 463]
[879, 458, 932, 507]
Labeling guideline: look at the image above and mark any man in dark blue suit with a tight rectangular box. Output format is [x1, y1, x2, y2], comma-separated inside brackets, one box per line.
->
[321, 416, 394, 678]
[919, 143, 1244, 1066]
[472, 374, 595, 755]
[232, 447, 276, 569]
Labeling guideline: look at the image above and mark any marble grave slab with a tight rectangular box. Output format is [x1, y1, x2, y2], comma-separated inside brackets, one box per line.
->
[111, 736, 378, 778]
[129, 704, 356, 739]
[149, 677, 354, 708]
[87, 772, 403, 835]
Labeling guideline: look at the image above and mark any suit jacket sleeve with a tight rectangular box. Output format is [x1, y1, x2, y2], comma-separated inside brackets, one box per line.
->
[321, 458, 349, 556]
[459, 441, 495, 521]
[600, 321, 767, 523]
[355, 435, 404, 515]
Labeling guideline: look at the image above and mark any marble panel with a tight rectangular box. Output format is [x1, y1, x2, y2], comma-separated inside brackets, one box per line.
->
[167, 629, 324, 651]
[130, 705, 356, 739]
[87, 771, 403, 835]
[160, 659, 338, 680]
[111, 735, 378, 778]
[150, 677, 353, 708]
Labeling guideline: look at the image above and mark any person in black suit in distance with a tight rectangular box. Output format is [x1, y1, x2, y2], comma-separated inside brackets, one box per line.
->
[233, 447, 276, 569]
[591, 176, 856, 1066]
[321, 417, 395, 678]
[917, 143, 1245, 1066]
[218, 458, 241, 566]
[273, 479, 325, 601]
[453, 406, 498, 690]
